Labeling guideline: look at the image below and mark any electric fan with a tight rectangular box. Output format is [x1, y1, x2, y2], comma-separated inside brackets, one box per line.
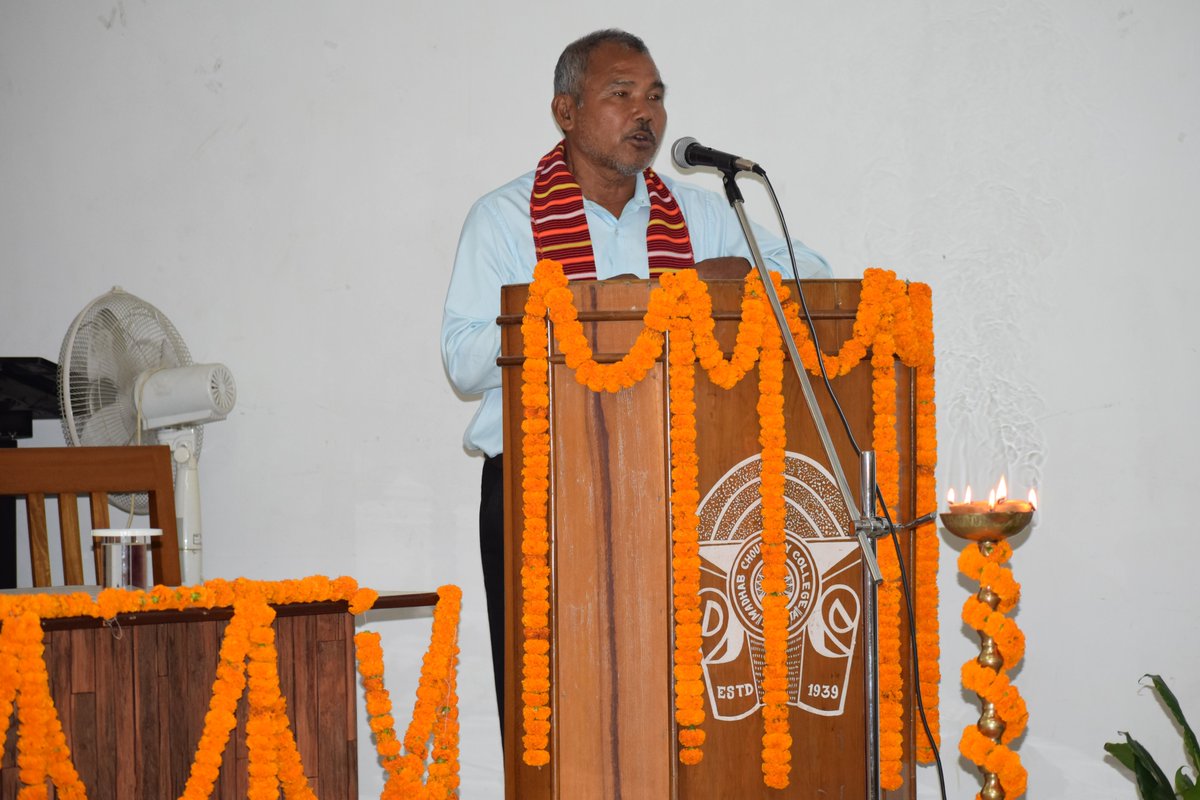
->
[57, 287, 237, 584]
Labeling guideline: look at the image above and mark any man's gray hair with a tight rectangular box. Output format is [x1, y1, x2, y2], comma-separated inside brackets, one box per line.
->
[553, 29, 649, 101]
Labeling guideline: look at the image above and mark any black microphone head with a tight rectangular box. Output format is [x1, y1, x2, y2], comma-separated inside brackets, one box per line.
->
[671, 136, 699, 170]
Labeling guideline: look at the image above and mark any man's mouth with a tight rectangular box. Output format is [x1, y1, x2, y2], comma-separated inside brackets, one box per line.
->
[626, 130, 657, 147]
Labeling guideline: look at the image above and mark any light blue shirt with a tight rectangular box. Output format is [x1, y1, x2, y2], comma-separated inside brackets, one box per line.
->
[441, 169, 831, 457]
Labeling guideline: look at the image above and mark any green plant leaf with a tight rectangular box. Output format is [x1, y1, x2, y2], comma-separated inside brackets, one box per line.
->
[1132, 765, 1177, 800]
[1146, 674, 1200, 779]
[1176, 767, 1196, 794]
[1180, 781, 1200, 800]
[1118, 731, 1176, 800]
[1106, 741, 1138, 771]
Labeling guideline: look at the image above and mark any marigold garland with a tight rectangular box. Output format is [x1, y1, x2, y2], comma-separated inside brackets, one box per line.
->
[659, 269, 707, 766]
[784, 269, 940, 772]
[908, 282, 941, 762]
[755, 276, 792, 789]
[355, 584, 462, 800]
[0, 575, 453, 800]
[179, 600, 253, 800]
[958, 541, 1028, 798]
[517, 261, 560, 767]
[9, 611, 87, 800]
[520, 260, 939, 789]
[870, 276, 907, 791]
[0, 617, 19, 754]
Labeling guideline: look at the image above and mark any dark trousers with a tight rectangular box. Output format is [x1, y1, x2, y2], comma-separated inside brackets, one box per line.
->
[480, 453, 505, 733]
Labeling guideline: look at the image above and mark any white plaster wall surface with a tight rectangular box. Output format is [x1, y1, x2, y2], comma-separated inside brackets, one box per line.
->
[1, 2, 1197, 798]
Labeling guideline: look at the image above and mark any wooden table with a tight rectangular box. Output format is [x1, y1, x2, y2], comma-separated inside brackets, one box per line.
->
[0, 591, 438, 799]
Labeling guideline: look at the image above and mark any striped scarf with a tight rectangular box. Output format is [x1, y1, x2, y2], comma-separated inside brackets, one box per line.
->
[530, 141, 694, 280]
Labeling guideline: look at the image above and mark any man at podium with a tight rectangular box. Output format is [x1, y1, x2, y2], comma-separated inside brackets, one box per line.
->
[440, 28, 830, 728]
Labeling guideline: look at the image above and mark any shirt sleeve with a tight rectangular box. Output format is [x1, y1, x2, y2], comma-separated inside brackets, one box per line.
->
[441, 199, 520, 396]
[672, 179, 832, 278]
[751, 216, 832, 279]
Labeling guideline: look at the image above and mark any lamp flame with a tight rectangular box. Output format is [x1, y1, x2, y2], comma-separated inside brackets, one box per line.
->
[1029, 488, 1038, 510]
[964, 485, 973, 504]
[947, 487, 956, 505]
[987, 488, 996, 510]
[997, 475, 1008, 501]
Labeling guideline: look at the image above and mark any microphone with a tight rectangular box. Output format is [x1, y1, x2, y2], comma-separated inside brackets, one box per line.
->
[671, 137, 763, 175]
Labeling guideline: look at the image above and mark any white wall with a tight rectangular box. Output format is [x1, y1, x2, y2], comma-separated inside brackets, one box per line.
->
[2, 2, 1197, 798]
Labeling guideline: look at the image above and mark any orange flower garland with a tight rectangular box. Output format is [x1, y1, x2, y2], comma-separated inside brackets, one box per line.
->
[427, 634, 461, 795]
[355, 584, 462, 800]
[0, 617, 19, 752]
[9, 610, 87, 800]
[517, 261, 559, 766]
[356, 631, 403, 769]
[400, 584, 462, 793]
[958, 541, 1028, 798]
[784, 269, 940, 773]
[908, 282, 941, 762]
[870, 274, 907, 791]
[240, 590, 301, 800]
[179, 602, 253, 800]
[0, 575, 455, 800]
[755, 277, 792, 789]
[689, 270, 766, 388]
[521, 260, 939, 789]
[658, 269, 707, 765]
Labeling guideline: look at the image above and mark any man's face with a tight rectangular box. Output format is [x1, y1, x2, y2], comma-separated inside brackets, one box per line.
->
[556, 42, 666, 178]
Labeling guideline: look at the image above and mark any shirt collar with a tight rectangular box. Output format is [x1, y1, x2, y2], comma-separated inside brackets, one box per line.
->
[631, 172, 651, 208]
[582, 173, 651, 223]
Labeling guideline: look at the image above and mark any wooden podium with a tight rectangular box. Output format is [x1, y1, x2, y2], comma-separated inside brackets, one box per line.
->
[499, 278, 920, 799]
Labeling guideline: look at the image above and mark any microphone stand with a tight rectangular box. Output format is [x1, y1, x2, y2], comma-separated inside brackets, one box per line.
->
[717, 167, 885, 800]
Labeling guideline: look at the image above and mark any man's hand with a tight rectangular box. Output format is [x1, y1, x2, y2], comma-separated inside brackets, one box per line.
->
[693, 257, 751, 280]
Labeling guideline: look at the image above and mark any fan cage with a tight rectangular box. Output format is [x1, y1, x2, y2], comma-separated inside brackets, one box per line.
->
[57, 287, 204, 514]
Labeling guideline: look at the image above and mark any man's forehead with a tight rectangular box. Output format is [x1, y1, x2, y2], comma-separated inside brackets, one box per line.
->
[585, 43, 662, 83]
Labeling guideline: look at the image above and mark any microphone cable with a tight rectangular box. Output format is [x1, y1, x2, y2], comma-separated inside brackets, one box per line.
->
[756, 170, 950, 800]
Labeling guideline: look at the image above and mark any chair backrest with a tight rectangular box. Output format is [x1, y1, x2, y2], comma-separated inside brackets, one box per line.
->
[0, 445, 181, 587]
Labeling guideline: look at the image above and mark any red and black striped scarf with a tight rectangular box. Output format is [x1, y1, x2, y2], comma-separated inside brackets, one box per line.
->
[530, 141, 694, 280]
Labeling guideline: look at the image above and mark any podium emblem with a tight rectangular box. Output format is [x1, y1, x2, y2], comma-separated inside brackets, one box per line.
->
[697, 452, 861, 721]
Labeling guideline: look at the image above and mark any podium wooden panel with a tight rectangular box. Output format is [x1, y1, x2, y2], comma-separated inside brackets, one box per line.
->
[500, 279, 917, 800]
[0, 594, 438, 799]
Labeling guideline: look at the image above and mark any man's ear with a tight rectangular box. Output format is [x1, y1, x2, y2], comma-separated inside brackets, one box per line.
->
[552, 94, 576, 132]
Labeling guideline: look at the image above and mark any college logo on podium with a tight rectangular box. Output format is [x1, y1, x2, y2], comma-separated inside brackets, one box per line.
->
[697, 452, 861, 721]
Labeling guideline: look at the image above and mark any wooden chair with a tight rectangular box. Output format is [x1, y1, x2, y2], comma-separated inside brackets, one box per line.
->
[0, 445, 181, 587]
